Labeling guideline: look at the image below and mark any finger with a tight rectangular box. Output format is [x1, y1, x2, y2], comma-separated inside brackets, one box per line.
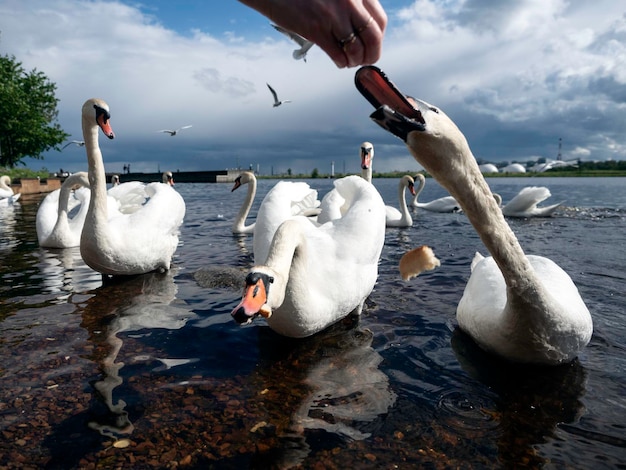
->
[355, 15, 383, 64]
[364, 0, 388, 34]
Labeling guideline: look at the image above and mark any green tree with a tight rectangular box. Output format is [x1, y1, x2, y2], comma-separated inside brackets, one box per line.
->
[311, 168, 319, 178]
[0, 54, 68, 167]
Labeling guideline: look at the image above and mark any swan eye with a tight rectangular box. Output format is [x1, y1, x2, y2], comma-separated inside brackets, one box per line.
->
[93, 104, 111, 123]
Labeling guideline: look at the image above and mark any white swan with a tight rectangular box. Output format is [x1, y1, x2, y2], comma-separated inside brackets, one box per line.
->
[502, 186, 562, 217]
[357, 142, 415, 227]
[79, 98, 186, 276]
[385, 175, 415, 228]
[0, 175, 20, 204]
[36, 172, 91, 248]
[231, 171, 257, 234]
[359, 141, 375, 183]
[356, 65, 592, 364]
[411, 174, 461, 212]
[231, 175, 386, 337]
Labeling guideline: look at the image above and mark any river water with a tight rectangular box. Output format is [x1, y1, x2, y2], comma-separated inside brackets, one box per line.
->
[0, 176, 624, 469]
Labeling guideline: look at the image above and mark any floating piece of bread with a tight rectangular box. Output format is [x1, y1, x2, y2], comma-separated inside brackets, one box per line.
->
[399, 245, 441, 281]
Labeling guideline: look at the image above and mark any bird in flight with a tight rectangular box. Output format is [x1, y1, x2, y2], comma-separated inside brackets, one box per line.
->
[157, 125, 192, 136]
[272, 24, 314, 62]
[267, 83, 291, 107]
[61, 140, 85, 150]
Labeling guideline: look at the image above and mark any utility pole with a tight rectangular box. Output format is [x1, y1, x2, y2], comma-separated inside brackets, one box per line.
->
[557, 137, 562, 161]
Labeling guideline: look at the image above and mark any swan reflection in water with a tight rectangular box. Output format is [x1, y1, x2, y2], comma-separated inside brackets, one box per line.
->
[37, 247, 102, 300]
[252, 316, 397, 468]
[449, 329, 587, 467]
[0, 201, 21, 253]
[78, 269, 198, 439]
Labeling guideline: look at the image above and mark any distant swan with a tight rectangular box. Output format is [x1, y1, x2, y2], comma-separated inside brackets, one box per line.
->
[357, 142, 415, 227]
[162, 171, 175, 186]
[502, 186, 562, 217]
[36, 172, 91, 248]
[356, 65, 592, 364]
[0, 175, 20, 204]
[385, 175, 415, 228]
[231, 175, 386, 337]
[411, 174, 460, 212]
[231, 171, 257, 234]
[79, 98, 186, 276]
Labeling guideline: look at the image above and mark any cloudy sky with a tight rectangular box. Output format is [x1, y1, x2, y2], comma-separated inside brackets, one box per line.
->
[1, 0, 624, 175]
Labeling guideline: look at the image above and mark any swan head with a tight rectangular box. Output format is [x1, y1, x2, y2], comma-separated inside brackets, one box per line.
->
[413, 173, 426, 185]
[360, 141, 374, 170]
[492, 193, 503, 207]
[400, 175, 417, 196]
[231, 271, 275, 324]
[163, 171, 174, 185]
[82, 98, 115, 140]
[231, 171, 255, 192]
[355, 66, 473, 177]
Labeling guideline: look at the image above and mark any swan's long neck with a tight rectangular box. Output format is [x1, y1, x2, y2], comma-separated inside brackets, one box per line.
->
[82, 115, 108, 232]
[260, 219, 307, 309]
[54, 182, 74, 228]
[397, 178, 411, 223]
[234, 178, 256, 230]
[408, 134, 538, 293]
[0, 177, 10, 192]
[361, 165, 372, 183]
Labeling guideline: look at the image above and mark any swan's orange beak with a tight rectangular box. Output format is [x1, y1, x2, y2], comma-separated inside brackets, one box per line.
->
[231, 272, 274, 324]
[97, 113, 115, 140]
[360, 146, 372, 170]
[408, 181, 416, 196]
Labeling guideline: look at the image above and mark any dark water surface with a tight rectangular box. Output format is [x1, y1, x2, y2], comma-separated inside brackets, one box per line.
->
[1, 176, 625, 469]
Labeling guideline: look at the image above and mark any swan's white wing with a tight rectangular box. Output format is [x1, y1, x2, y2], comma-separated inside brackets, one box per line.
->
[253, 181, 320, 264]
[36, 189, 61, 244]
[97, 183, 186, 274]
[502, 186, 552, 216]
[107, 181, 148, 214]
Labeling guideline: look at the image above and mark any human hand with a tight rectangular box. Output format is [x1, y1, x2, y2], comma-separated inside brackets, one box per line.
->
[240, 0, 387, 68]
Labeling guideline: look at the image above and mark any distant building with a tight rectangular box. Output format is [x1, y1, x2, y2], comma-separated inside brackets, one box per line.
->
[500, 163, 526, 173]
[479, 163, 499, 174]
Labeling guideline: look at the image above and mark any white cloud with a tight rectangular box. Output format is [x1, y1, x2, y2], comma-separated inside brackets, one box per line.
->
[0, 0, 624, 174]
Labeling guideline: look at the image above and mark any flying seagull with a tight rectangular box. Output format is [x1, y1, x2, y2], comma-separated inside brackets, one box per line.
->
[157, 125, 192, 136]
[271, 24, 314, 62]
[61, 140, 85, 150]
[267, 83, 291, 107]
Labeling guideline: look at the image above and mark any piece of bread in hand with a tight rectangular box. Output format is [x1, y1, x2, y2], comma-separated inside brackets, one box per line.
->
[399, 245, 440, 281]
